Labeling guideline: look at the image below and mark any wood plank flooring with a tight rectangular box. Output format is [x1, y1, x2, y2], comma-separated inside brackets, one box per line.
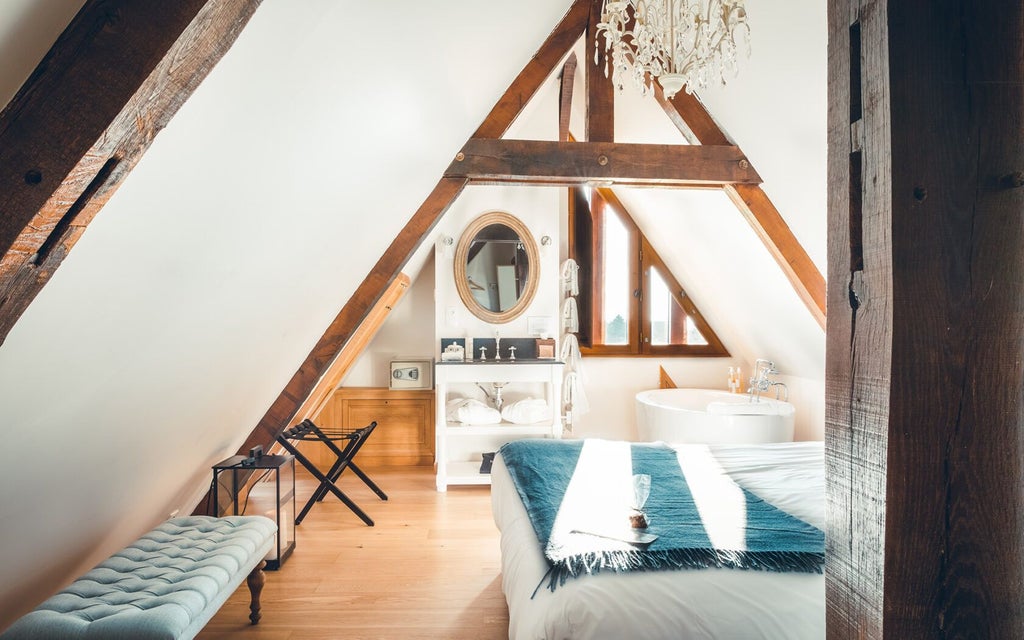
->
[198, 466, 509, 639]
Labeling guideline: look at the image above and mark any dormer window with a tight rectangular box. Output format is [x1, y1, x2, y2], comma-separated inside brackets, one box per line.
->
[569, 187, 729, 357]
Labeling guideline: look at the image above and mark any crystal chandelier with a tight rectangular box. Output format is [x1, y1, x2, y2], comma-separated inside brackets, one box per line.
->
[594, 0, 751, 99]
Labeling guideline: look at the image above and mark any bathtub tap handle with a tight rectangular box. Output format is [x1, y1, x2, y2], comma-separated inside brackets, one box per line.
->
[768, 382, 789, 402]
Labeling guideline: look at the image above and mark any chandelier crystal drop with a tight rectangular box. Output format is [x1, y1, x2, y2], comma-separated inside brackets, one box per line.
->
[595, 0, 751, 99]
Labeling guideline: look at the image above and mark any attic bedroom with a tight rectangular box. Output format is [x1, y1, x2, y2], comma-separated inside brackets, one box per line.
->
[2, 0, 1021, 639]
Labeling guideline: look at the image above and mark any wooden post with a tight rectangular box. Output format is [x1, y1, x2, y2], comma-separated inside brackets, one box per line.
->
[826, 0, 1024, 637]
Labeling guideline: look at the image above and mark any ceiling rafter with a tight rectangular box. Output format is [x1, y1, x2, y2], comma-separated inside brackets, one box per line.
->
[0, 0, 264, 346]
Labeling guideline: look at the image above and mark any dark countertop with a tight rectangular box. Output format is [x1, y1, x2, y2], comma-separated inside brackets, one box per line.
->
[436, 359, 563, 365]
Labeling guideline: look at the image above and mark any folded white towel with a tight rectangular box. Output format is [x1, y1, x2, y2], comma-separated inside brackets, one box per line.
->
[560, 334, 584, 374]
[563, 371, 590, 416]
[561, 259, 579, 296]
[447, 398, 502, 424]
[501, 398, 550, 424]
[562, 297, 579, 333]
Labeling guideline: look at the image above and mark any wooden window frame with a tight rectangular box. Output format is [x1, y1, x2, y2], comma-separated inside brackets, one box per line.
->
[569, 186, 729, 358]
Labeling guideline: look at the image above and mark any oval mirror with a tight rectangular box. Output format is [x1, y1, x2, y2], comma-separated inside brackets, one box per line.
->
[454, 211, 539, 324]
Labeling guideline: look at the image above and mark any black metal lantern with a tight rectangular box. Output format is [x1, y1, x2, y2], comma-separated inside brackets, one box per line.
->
[212, 453, 296, 570]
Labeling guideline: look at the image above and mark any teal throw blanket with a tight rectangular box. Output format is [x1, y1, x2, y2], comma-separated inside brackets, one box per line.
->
[499, 438, 824, 592]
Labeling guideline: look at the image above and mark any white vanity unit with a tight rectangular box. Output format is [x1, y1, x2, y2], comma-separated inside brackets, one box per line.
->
[435, 360, 563, 491]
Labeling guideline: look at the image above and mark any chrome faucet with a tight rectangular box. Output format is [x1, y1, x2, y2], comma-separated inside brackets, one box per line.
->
[767, 381, 789, 402]
[477, 382, 507, 411]
[749, 359, 783, 402]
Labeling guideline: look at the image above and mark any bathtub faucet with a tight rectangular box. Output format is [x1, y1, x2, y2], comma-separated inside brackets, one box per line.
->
[749, 359, 781, 402]
[768, 381, 789, 402]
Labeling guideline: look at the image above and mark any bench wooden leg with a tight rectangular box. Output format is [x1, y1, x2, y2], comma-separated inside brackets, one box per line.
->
[246, 560, 267, 625]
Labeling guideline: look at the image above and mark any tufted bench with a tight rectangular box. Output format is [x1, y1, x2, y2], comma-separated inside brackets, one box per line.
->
[0, 515, 277, 640]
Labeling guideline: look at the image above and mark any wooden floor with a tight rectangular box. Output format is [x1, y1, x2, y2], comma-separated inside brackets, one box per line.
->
[198, 466, 509, 639]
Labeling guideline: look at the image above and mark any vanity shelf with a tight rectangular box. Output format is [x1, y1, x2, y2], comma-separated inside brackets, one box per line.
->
[435, 360, 563, 491]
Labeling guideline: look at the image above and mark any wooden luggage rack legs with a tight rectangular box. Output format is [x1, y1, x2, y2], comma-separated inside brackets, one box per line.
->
[276, 419, 387, 526]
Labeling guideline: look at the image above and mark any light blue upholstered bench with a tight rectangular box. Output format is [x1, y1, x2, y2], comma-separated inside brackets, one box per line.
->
[0, 515, 277, 640]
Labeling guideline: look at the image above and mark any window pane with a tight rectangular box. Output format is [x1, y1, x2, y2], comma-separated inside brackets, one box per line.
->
[687, 316, 708, 345]
[648, 268, 673, 345]
[649, 267, 709, 346]
[601, 209, 630, 345]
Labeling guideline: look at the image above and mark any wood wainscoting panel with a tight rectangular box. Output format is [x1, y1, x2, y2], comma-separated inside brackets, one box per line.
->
[309, 387, 435, 467]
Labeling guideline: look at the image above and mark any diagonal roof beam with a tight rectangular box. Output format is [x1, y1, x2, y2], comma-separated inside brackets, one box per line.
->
[233, 0, 593, 459]
[655, 86, 827, 328]
[0, 0, 264, 346]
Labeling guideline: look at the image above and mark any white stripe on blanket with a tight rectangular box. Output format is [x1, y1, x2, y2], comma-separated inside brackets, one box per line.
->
[546, 439, 637, 559]
[675, 445, 748, 551]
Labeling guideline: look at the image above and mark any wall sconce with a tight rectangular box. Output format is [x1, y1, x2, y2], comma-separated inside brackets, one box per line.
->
[438, 234, 455, 258]
[540, 235, 552, 258]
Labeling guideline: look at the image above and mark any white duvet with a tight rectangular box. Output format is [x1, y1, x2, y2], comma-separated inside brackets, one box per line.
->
[491, 441, 825, 640]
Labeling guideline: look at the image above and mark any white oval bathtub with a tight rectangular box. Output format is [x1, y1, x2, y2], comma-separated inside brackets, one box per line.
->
[635, 388, 795, 444]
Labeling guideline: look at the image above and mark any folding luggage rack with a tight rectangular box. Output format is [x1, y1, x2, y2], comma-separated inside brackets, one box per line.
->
[276, 418, 387, 526]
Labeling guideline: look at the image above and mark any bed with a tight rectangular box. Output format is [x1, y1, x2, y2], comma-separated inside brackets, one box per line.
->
[491, 439, 825, 640]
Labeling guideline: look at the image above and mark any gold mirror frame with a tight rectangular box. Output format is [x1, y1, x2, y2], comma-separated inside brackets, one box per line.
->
[454, 211, 540, 324]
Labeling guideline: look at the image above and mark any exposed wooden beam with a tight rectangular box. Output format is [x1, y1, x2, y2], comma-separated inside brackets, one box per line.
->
[655, 85, 827, 329]
[473, 0, 590, 139]
[828, 1, 1024, 636]
[558, 53, 577, 142]
[0, 0, 263, 346]
[655, 87, 733, 146]
[586, 0, 615, 142]
[446, 138, 761, 187]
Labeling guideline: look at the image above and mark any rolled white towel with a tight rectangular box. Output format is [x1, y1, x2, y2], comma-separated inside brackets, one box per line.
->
[501, 398, 550, 424]
[447, 398, 502, 424]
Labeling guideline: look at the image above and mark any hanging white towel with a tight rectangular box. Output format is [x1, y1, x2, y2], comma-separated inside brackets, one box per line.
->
[562, 297, 579, 333]
[560, 333, 584, 375]
[562, 371, 590, 416]
[561, 259, 579, 296]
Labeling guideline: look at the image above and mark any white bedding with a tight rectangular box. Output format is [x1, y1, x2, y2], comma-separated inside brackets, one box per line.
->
[491, 441, 825, 640]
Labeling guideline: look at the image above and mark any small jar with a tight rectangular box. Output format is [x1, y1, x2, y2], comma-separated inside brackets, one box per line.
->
[629, 509, 648, 529]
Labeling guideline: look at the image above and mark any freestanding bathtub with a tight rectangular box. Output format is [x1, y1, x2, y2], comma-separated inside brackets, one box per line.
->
[635, 388, 795, 444]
